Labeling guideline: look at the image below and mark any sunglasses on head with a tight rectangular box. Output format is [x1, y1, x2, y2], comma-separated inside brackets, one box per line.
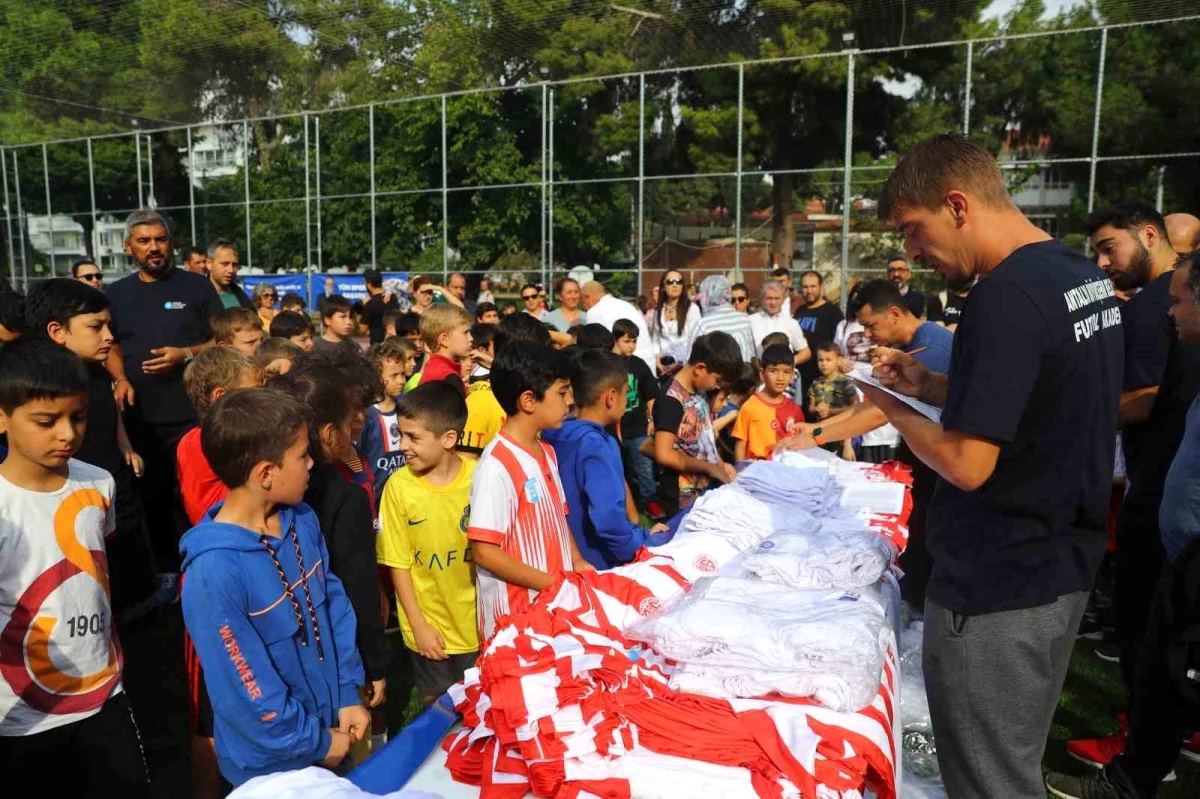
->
[664, 277, 684, 286]
[79, 273, 103, 282]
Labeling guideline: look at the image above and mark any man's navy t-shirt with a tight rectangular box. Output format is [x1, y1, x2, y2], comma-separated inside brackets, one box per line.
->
[1118, 270, 1200, 511]
[927, 239, 1123, 615]
[107, 268, 223, 426]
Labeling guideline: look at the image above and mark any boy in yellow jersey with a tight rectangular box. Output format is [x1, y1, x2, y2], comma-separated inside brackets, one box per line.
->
[376, 381, 478, 703]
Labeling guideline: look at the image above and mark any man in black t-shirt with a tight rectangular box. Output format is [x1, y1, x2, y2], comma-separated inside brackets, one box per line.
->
[107, 209, 223, 586]
[793, 270, 844, 394]
[360, 268, 399, 344]
[866, 134, 1122, 799]
[885, 254, 931, 319]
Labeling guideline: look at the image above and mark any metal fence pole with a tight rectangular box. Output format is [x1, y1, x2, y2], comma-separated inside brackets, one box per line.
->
[734, 64, 744, 281]
[1, 148, 15, 286]
[243, 120, 252, 268]
[637, 74, 645, 288]
[962, 40, 973, 135]
[540, 84, 547, 285]
[839, 52, 856, 312]
[86, 138, 98, 263]
[135, 133, 144, 208]
[441, 95, 449, 282]
[304, 113, 313, 300]
[187, 127, 196, 248]
[146, 134, 155, 206]
[1155, 165, 1165, 212]
[42, 144, 55, 277]
[315, 115, 323, 271]
[1086, 28, 1108, 217]
[13, 152, 27, 291]
[549, 87, 555, 281]
[369, 104, 377, 269]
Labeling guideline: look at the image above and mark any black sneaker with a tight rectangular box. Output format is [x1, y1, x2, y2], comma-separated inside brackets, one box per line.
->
[1093, 641, 1121, 663]
[1045, 769, 1137, 799]
[1077, 612, 1106, 640]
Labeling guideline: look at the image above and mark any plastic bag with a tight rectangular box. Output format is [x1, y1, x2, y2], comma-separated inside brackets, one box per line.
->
[896, 613, 947, 797]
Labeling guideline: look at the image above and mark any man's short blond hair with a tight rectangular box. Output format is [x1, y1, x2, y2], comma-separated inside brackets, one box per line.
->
[419, 303, 473, 349]
[878, 132, 1012, 223]
[210, 307, 262, 344]
[184, 346, 262, 418]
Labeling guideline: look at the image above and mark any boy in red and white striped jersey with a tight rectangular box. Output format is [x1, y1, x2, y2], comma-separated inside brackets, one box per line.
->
[467, 340, 595, 642]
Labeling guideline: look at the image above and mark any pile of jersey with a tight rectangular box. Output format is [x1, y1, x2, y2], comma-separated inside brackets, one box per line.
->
[442, 456, 912, 799]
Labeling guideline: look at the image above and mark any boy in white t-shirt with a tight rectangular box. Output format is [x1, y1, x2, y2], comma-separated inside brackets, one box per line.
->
[0, 338, 149, 795]
[468, 340, 595, 642]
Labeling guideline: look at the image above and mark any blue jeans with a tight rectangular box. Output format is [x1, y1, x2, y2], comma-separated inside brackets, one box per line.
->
[623, 435, 657, 505]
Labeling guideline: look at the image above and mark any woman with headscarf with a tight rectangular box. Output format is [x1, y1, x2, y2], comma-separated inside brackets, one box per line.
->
[648, 270, 701, 370]
[687, 275, 756, 364]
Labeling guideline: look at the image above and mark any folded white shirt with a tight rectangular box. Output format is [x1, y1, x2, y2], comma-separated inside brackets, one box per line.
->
[736, 459, 843, 515]
[681, 485, 822, 552]
[738, 521, 897, 590]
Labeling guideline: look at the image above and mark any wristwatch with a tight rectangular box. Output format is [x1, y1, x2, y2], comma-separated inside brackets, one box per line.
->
[812, 426, 827, 446]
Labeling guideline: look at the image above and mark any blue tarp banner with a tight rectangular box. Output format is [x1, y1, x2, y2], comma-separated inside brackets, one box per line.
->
[241, 272, 411, 309]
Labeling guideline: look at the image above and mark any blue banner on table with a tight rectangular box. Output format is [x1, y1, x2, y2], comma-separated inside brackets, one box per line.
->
[242, 272, 411, 309]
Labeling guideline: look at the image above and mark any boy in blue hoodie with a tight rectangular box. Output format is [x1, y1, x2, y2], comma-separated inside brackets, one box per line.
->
[179, 388, 369, 786]
[544, 349, 671, 569]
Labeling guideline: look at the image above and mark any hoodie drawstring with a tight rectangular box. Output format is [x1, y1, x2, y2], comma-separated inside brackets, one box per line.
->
[260, 522, 325, 661]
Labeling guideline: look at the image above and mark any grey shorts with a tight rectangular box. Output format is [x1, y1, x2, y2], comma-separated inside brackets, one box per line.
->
[410, 650, 479, 699]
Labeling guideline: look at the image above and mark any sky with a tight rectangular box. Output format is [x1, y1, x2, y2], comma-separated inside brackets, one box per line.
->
[983, 0, 1083, 19]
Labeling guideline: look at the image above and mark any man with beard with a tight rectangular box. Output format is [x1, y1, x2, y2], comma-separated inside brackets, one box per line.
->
[207, 238, 253, 309]
[1062, 203, 1200, 779]
[885, 254, 933, 319]
[793, 270, 844, 394]
[866, 134, 1122, 798]
[106, 209, 224, 598]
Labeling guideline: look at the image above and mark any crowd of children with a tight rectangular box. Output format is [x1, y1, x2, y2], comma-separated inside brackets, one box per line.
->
[0, 271, 876, 796]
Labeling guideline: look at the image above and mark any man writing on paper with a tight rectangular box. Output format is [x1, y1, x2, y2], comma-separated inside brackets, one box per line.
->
[776, 278, 951, 607]
[863, 133, 1123, 799]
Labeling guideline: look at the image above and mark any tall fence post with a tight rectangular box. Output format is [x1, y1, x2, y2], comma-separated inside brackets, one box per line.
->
[549, 87, 555, 283]
[734, 64, 744, 281]
[1155, 165, 1165, 212]
[243, 120, 252, 268]
[13, 152, 27, 291]
[540, 83, 547, 287]
[840, 51, 856, 312]
[86, 138, 98, 264]
[441, 95, 449, 282]
[637, 73, 645, 288]
[186, 127, 196, 248]
[1, 148, 15, 287]
[314, 116, 323, 271]
[146, 134, 155, 206]
[42, 144, 55, 277]
[962, 40, 973, 135]
[369, 104, 377, 269]
[1086, 28, 1108, 218]
[304, 113, 312, 300]
[135, 133, 144, 209]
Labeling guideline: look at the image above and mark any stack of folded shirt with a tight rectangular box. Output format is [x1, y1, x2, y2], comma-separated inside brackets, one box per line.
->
[736, 460, 843, 516]
[632, 578, 888, 712]
[680, 485, 822, 552]
[738, 516, 898, 590]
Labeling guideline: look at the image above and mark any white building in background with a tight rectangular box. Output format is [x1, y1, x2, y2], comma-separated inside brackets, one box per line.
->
[998, 132, 1075, 238]
[26, 213, 86, 274]
[181, 123, 246, 187]
[92, 215, 131, 272]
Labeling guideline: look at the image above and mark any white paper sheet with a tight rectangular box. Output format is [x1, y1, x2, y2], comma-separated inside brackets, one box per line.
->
[849, 364, 942, 423]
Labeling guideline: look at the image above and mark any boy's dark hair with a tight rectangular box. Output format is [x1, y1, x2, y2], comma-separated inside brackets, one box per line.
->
[571, 349, 628, 408]
[576, 323, 615, 351]
[270, 310, 314, 339]
[70, 259, 99, 278]
[397, 380, 468, 437]
[474, 301, 497, 321]
[280, 292, 306, 311]
[1086, 200, 1169, 240]
[500, 300, 518, 314]
[269, 350, 382, 462]
[382, 309, 403, 332]
[816, 340, 841, 356]
[0, 288, 26, 335]
[25, 278, 109, 335]
[256, 337, 303, 368]
[367, 336, 412, 371]
[319, 294, 352, 319]
[363, 268, 383, 289]
[612, 318, 639, 342]
[856, 279, 909, 314]
[470, 323, 496, 352]
[494, 311, 551, 352]
[687, 331, 743, 382]
[200, 388, 311, 489]
[730, 363, 759, 397]
[760, 331, 790, 351]
[184, 346, 262, 418]
[566, 323, 586, 341]
[211, 307, 263, 343]
[491, 340, 573, 415]
[0, 337, 88, 413]
[394, 312, 421, 337]
[760, 343, 795, 369]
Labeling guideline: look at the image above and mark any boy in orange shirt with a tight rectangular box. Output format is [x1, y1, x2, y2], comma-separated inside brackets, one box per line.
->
[732, 343, 805, 461]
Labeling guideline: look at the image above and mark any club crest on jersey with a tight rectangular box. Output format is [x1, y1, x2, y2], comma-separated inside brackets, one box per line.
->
[460, 504, 470, 533]
[523, 478, 541, 504]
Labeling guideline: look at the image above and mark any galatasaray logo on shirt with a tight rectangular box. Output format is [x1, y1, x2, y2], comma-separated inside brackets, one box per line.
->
[0, 489, 121, 715]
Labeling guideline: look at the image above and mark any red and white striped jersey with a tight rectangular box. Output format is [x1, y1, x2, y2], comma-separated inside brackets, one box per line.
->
[467, 432, 577, 642]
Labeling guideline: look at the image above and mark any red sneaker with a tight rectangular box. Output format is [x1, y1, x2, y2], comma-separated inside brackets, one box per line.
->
[1067, 726, 1126, 768]
[1181, 731, 1200, 765]
[644, 501, 667, 521]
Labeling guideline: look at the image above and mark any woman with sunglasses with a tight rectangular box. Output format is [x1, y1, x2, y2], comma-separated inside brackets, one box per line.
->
[730, 283, 751, 314]
[648, 270, 700, 371]
[543, 277, 586, 332]
[252, 283, 279, 329]
[519, 283, 546, 321]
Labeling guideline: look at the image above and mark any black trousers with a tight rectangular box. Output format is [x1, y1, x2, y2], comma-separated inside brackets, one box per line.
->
[897, 442, 935, 609]
[1115, 502, 1166, 692]
[1113, 536, 1200, 797]
[0, 693, 150, 798]
[125, 418, 195, 573]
